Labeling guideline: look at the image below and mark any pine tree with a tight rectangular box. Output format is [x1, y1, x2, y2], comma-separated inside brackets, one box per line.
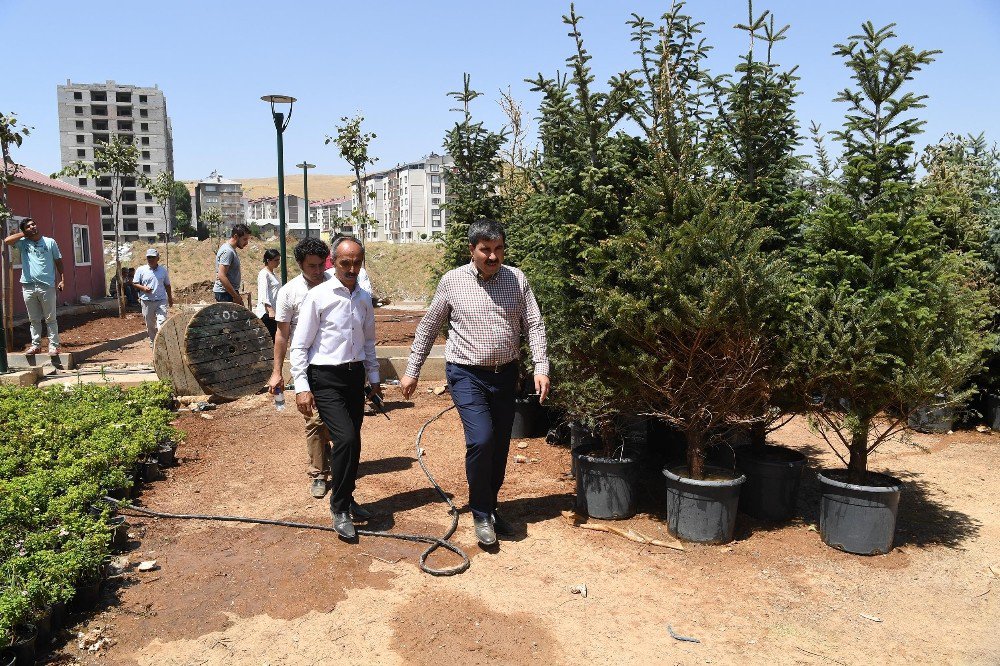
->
[788, 23, 994, 483]
[434, 74, 508, 281]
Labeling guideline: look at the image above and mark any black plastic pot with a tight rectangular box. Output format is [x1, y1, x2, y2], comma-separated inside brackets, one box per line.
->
[569, 422, 601, 477]
[0, 649, 14, 666]
[735, 445, 806, 522]
[69, 572, 103, 613]
[511, 397, 541, 439]
[908, 402, 955, 433]
[662, 465, 746, 544]
[11, 623, 36, 665]
[817, 470, 901, 555]
[50, 601, 66, 631]
[157, 444, 176, 467]
[986, 394, 1000, 430]
[110, 515, 130, 551]
[575, 455, 639, 520]
[141, 460, 163, 482]
[34, 606, 52, 646]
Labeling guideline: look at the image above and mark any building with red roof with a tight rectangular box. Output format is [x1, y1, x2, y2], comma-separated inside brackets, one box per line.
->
[3, 162, 109, 315]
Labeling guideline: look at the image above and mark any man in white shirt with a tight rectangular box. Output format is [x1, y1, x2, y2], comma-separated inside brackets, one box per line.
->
[290, 237, 382, 540]
[132, 248, 173, 348]
[267, 238, 336, 499]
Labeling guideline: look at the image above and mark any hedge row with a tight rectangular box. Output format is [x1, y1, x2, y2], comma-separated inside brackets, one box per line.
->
[0, 382, 177, 644]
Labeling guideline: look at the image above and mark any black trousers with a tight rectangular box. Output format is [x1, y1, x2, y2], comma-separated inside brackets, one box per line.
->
[308, 362, 366, 512]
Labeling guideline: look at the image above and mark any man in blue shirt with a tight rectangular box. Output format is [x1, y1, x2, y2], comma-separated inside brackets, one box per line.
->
[132, 248, 174, 347]
[3, 217, 65, 355]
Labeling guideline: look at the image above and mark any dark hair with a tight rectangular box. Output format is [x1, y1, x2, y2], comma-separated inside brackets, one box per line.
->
[262, 249, 280, 264]
[293, 237, 330, 266]
[231, 223, 251, 237]
[468, 219, 505, 247]
[331, 234, 364, 259]
[18, 218, 33, 232]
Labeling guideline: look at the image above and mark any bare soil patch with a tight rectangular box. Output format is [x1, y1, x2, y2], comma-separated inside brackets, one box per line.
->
[41, 390, 1000, 664]
[11, 308, 146, 351]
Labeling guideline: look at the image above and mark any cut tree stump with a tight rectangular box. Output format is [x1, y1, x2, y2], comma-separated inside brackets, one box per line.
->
[153, 303, 273, 401]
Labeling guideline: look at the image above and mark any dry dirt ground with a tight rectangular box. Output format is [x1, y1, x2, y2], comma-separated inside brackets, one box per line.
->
[40, 387, 1000, 665]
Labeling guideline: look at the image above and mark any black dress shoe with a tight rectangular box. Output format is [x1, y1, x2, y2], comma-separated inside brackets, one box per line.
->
[350, 501, 372, 521]
[473, 514, 497, 546]
[332, 511, 356, 540]
[492, 511, 515, 537]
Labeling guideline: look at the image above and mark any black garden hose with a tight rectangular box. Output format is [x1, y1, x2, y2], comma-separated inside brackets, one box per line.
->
[107, 404, 470, 576]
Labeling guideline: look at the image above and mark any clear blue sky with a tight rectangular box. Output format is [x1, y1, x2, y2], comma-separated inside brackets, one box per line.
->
[4, 0, 999, 180]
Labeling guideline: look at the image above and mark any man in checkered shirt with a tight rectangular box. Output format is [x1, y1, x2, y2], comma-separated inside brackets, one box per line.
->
[401, 219, 550, 547]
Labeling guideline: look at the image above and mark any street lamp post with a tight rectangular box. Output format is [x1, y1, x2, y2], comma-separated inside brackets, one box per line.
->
[296, 162, 316, 239]
[261, 94, 296, 283]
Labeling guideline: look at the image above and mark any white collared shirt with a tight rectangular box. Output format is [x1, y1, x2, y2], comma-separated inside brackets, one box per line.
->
[289, 275, 379, 392]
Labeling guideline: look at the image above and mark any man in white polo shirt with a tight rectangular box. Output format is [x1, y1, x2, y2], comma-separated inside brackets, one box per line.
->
[268, 237, 336, 499]
[132, 248, 173, 347]
[290, 236, 381, 541]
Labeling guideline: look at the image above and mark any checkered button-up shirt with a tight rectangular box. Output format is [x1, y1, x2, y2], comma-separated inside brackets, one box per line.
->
[405, 262, 549, 378]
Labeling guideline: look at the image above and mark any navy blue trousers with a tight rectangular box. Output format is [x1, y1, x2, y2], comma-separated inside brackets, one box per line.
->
[446, 362, 518, 519]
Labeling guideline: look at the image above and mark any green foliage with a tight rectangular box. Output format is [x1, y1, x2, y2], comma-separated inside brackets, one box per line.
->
[325, 115, 377, 239]
[171, 180, 192, 219]
[435, 74, 509, 281]
[0, 111, 33, 224]
[146, 171, 175, 237]
[0, 382, 177, 642]
[788, 24, 993, 482]
[918, 133, 1000, 391]
[201, 206, 223, 241]
[705, 4, 805, 247]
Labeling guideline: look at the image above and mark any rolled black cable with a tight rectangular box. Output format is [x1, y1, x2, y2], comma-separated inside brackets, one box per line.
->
[105, 404, 470, 576]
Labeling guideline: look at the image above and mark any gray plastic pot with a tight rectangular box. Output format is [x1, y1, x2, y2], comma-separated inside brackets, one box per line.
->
[511, 397, 541, 439]
[908, 402, 955, 434]
[986, 394, 1000, 430]
[575, 455, 639, 520]
[11, 623, 36, 666]
[662, 465, 746, 544]
[818, 470, 901, 555]
[735, 445, 806, 522]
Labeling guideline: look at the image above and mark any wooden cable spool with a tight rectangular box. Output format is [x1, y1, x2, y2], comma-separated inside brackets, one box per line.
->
[153, 303, 273, 401]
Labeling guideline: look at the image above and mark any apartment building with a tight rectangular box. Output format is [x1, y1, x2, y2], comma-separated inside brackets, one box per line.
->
[310, 197, 354, 237]
[245, 194, 316, 239]
[57, 80, 174, 242]
[194, 171, 244, 237]
[349, 153, 453, 243]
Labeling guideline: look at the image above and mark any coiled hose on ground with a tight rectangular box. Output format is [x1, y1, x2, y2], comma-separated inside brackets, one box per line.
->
[107, 404, 470, 576]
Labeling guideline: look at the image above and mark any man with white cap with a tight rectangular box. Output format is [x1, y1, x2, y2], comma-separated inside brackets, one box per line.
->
[132, 248, 173, 347]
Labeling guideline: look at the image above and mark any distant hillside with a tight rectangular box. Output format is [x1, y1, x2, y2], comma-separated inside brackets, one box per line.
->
[183, 174, 355, 201]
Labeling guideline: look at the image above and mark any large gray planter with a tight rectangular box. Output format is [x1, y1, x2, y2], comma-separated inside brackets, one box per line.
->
[662, 465, 745, 544]
[818, 470, 901, 555]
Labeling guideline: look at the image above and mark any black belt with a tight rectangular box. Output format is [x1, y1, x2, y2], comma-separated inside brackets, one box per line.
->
[452, 360, 517, 374]
[313, 360, 364, 370]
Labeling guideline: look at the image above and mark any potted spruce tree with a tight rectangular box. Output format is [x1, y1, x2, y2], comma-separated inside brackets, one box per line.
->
[569, 5, 791, 543]
[704, 3, 810, 523]
[512, 6, 646, 520]
[789, 23, 994, 555]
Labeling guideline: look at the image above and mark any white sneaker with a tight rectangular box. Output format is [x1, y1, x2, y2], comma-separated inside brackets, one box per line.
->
[48, 345, 60, 355]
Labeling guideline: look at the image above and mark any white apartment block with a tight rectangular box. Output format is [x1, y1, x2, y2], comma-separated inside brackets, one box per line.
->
[310, 197, 355, 237]
[57, 80, 174, 242]
[349, 153, 453, 243]
[245, 194, 319, 239]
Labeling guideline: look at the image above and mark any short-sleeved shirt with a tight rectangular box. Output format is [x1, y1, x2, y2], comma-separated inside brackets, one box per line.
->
[274, 274, 327, 341]
[253, 268, 281, 317]
[213, 243, 241, 294]
[16, 236, 61, 287]
[133, 264, 170, 301]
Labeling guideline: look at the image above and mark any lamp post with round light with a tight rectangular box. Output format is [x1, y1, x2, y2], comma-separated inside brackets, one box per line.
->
[261, 94, 296, 282]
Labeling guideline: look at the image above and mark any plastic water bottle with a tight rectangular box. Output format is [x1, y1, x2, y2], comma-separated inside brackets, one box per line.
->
[274, 386, 286, 412]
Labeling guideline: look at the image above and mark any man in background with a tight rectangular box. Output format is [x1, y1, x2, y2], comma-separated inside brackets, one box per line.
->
[214, 223, 250, 304]
[3, 217, 65, 355]
[132, 248, 173, 348]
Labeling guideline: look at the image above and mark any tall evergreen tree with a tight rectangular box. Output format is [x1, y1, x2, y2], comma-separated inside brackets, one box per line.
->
[435, 74, 508, 280]
[787, 24, 993, 482]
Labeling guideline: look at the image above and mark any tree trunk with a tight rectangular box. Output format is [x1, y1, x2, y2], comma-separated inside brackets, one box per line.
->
[749, 419, 767, 448]
[847, 417, 870, 485]
[685, 428, 706, 480]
